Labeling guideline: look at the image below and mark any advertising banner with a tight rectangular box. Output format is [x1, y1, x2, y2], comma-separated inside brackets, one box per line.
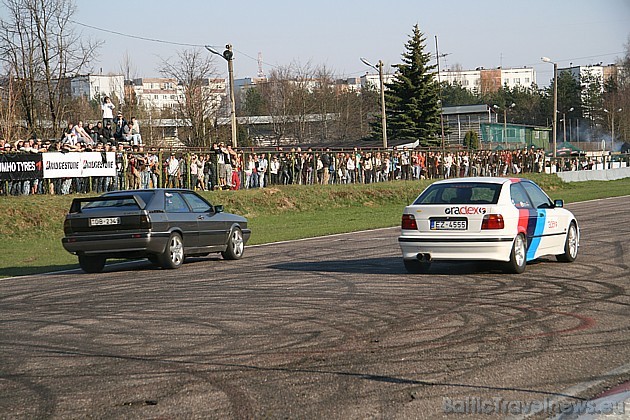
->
[0, 153, 43, 181]
[80, 152, 116, 177]
[42, 152, 116, 178]
[43, 152, 82, 179]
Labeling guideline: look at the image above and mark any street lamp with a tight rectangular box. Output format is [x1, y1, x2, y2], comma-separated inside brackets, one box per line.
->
[493, 103, 515, 149]
[603, 107, 623, 151]
[541, 57, 558, 158]
[360, 57, 387, 149]
[206, 44, 238, 148]
[561, 107, 574, 142]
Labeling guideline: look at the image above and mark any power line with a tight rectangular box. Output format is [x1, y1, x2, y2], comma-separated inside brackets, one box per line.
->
[72, 20, 277, 72]
[72, 20, 218, 49]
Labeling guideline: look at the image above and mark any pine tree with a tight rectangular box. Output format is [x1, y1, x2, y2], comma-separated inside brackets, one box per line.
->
[371, 25, 442, 146]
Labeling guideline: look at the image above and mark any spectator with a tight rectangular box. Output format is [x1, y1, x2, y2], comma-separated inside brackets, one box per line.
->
[166, 152, 179, 188]
[72, 121, 93, 145]
[114, 112, 127, 143]
[93, 121, 105, 144]
[102, 96, 115, 127]
[130, 117, 142, 146]
[103, 121, 115, 145]
[257, 153, 268, 188]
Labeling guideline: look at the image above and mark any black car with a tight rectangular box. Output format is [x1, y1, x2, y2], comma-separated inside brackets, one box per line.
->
[62, 189, 251, 273]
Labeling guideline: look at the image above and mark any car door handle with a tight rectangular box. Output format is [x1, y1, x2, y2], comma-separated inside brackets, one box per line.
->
[197, 215, 205, 220]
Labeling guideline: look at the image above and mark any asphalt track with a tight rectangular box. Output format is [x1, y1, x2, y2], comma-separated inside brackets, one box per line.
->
[0, 196, 629, 419]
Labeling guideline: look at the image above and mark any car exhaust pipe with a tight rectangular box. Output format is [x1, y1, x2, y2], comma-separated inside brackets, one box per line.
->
[416, 253, 432, 262]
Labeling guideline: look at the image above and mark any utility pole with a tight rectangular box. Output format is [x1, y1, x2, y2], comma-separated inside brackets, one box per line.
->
[206, 44, 238, 148]
[377, 60, 387, 149]
[360, 57, 388, 149]
[435, 35, 446, 175]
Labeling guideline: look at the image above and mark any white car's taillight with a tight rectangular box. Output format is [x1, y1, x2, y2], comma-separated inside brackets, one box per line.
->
[401, 214, 417, 230]
[481, 214, 504, 230]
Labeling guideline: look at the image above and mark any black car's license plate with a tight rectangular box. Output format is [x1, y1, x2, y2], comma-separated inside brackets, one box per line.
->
[430, 217, 468, 230]
[89, 217, 121, 226]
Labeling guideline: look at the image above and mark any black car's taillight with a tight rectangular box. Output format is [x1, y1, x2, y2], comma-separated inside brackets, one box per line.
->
[63, 218, 71, 235]
[139, 214, 151, 229]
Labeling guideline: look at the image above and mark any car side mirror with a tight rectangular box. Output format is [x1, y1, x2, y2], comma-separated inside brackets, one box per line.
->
[214, 205, 224, 213]
[554, 199, 564, 208]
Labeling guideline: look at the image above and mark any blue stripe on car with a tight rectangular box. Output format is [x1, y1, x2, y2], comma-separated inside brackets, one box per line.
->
[526, 209, 546, 261]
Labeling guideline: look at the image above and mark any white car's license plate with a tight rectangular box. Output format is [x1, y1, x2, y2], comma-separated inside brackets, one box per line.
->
[430, 218, 467, 230]
[89, 217, 121, 226]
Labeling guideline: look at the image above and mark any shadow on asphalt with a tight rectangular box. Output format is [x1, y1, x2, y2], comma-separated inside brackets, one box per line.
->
[269, 257, 507, 275]
[0, 256, 227, 278]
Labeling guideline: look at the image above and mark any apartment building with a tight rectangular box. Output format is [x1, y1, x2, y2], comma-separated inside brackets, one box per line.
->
[559, 63, 622, 91]
[70, 74, 125, 101]
[437, 67, 536, 94]
[132, 78, 181, 109]
[132, 77, 227, 113]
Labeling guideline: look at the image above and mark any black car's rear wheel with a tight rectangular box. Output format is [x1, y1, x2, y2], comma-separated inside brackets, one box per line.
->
[221, 228, 244, 260]
[78, 255, 106, 273]
[159, 232, 184, 269]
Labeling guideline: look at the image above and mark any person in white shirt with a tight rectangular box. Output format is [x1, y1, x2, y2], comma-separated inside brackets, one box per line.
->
[257, 154, 268, 188]
[102, 97, 115, 126]
[72, 121, 93, 145]
[167, 153, 179, 188]
[270, 156, 280, 185]
[130, 117, 143, 145]
[444, 152, 454, 178]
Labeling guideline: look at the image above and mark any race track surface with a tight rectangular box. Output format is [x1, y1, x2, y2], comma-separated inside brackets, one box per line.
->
[1, 196, 629, 419]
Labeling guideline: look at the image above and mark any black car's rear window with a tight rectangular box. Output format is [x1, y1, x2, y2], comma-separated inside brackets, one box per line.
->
[413, 183, 501, 205]
[83, 191, 155, 209]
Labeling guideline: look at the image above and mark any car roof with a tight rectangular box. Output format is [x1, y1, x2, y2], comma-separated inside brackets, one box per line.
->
[102, 188, 194, 195]
[430, 177, 515, 185]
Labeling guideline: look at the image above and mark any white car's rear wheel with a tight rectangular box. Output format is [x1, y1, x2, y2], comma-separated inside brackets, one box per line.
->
[506, 233, 527, 274]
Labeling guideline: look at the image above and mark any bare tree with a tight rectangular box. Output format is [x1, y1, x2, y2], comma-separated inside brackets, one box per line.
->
[312, 64, 336, 141]
[119, 50, 137, 82]
[288, 61, 318, 142]
[0, 72, 24, 140]
[159, 48, 218, 147]
[0, 0, 101, 138]
[258, 66, 294, 145]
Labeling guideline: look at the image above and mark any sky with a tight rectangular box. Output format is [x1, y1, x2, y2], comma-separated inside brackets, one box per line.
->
[5, 0, 630, 86]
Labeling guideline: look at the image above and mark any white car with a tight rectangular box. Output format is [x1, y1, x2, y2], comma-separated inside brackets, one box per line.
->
[398, 177, 579, 274]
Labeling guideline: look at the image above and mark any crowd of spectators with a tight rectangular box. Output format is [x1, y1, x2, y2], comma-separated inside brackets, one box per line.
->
[2, 132, 614, 196]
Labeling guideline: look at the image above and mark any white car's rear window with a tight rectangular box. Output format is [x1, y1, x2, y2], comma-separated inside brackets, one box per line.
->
[413, 183, 501, 205]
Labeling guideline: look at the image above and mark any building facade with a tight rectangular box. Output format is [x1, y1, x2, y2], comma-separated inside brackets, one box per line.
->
[70, 74, 125, 102]
[132, 77, 227, 114]
[437, 67, 536, 94]
[559, 63, 622, 92]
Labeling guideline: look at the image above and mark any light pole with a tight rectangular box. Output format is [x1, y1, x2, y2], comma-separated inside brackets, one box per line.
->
[206, 44, 238, 148]
[562, 107, 574, 142]
[360, 58, 387, 149]
[541, 57, 558, 158]
[603, 107, 623, 151]
[493, 103, 515, 149]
